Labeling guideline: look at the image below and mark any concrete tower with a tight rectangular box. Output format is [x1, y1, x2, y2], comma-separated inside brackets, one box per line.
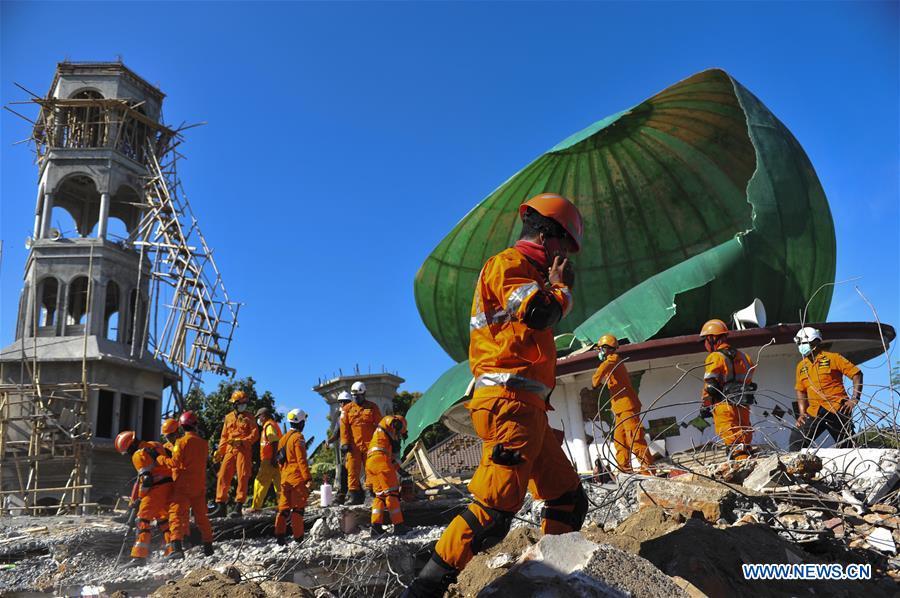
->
[0, 63, 178, 511]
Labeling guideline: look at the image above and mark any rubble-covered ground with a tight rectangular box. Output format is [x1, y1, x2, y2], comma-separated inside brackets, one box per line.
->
[2, 449, 898, 597]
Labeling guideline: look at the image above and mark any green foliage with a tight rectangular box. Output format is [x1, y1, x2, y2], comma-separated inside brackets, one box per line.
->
[891, 362, 900, 388]
[180, 377, 281, 503]
[394, 390, 453, 451]
[309, 443, 336, 487]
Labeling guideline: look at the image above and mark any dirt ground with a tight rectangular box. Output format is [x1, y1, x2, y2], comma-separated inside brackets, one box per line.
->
[147, 568, 314, 598]
[450, 527, 541, 597]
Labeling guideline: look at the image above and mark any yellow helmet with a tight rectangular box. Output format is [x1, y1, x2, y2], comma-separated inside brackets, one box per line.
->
[699, 319, 729, 338]
[230, 390, 248, 404]
[161, 418, 179, 435]
[383, 415, 408, 439]
[597, 334, 619, 350]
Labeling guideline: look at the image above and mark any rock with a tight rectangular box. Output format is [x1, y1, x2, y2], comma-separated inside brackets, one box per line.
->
[866, 527, 897, 554]
[260, 580, 313, 597]
[223, 565, 242, 583]
[714, 460, 755, 484]
[742, 456, 790, 492]
[871, 503, 897, 514]
[637, 477, 738, 522]
[486, 553, 516, 569]
[519, 532, 600, 575]
[784, 453, 822, 478]
[734, 513, 759, 526]
[823, 517, 845, 538]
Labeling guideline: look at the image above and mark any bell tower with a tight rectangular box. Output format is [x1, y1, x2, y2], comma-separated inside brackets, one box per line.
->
[0, 63, 179, 512]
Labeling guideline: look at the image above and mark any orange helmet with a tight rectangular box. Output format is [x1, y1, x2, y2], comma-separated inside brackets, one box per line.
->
[161, 418, 179, 436]
[519, 193, 584, 252]
[597, 334, 619, 350]
[115, 430, 136, 454]
[230, 390, 248, 404]
[699, 319, 729, 338]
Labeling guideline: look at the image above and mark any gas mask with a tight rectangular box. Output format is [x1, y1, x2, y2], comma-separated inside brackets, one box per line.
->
[798, 342, 813, 357]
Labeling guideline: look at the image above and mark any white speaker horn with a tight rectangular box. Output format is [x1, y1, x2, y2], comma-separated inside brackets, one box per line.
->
[733, 298, 767, 330]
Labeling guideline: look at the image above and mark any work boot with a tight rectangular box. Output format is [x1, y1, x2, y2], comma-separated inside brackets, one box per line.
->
[333, 492, 346, 505]
[370, 523, 386, 537]
[392, 523, 412, 536]
[293, 535, 305, 544]
[229, 502, 244, 518]
[166, 541, 185, 561]
[402, 554, 459, 598]
[202, 542, 214, 556]
[276, 535, 286, 546]
[347, 490, 365, 505]
[209, 502, 228, 518]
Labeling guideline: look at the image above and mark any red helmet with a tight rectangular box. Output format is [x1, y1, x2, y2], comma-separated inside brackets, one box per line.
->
[519, 193, 584, 252]
[115, 430, 136, 454]
[179, 411, 198, 427]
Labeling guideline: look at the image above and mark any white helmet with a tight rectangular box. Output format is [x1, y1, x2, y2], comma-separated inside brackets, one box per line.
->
[350, 381, 367, 396]
[794, 327, 823, 344]
[287, 408, 308, 424]
[337, 390, 352, 403]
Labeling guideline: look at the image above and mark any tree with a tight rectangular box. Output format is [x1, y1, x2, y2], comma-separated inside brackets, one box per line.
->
[179, 376, 281, 502]
[393, 390, 453, 451]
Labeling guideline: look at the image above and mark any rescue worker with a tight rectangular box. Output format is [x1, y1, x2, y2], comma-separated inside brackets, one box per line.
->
[211, 390, 259, 518]
[247, 407, 283, 513]
[366, 415, 411, 536]
[158, 411, 214, 560]
[274, 408, 312, 545]
[591, 334, 654, 475]
[340, 382, 382, 505]
[699, 319, 756, 460]
[115, 430, 174, 564]
[327, 391, 353, 504]
[405, 193, 589, 597]
[789, 327, 862, 449]
[161, 418, 181, 454]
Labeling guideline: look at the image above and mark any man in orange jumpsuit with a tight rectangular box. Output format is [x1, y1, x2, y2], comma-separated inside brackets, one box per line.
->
[366, 415, 411, 536]
[158, 411, 214, 560]
[211, 390, 259, 518]
[248, 407, 283, 512]
[699, 319, 756, 460]
[274, 408, 312, 544]
[115, 430, 174, 564]
[405, 193, 589, 597]
[591, 334, 654, 475]
[161, 418, 180, 453]
[340, 381, 382, 505]
[789, 327, 862, 449]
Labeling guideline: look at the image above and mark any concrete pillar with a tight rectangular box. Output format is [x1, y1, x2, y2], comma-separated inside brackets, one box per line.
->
[39, 193, 54, 239]
[97, 193, 110, 239]
[33, 187, 44, 239]
[564, 383, 591, 473]
[112, 392, 122, 437]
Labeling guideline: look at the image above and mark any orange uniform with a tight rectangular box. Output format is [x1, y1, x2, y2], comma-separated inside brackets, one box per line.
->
[591, 352, 653, 473]
[340, 400, 382, 492]
[274, 428, 311, 540]
[130, 440, 173, 558]
[365, 420, 403, 526]
[434, 247, 584, 572]
[159, 430, 213, 544]
[215, 410, 259, 503]
[795, 351, 860, 417]
[703, 343, 755, 457]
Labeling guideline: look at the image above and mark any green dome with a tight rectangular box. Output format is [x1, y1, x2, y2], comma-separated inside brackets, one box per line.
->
[414, 69, 835, 361]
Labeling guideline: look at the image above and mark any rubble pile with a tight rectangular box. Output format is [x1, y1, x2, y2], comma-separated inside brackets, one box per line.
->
[1, 449, 897, 596]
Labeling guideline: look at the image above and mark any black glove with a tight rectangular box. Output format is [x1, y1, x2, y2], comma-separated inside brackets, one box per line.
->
[340, 444, 351, 456]
[144, 447, 159, 461]
[699, 406, 712, 419]
[139, 472, 153, 490]
[126, 501, 139, 526]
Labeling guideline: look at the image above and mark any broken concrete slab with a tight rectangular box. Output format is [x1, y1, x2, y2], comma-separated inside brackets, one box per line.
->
[742, 455, 791, 492]
[867, 527, 897, 554]
[813, 448, 900, 505]
[636, 476, 741, 522]
[518, 532, 600, 575]
[784, 452, 822, 479]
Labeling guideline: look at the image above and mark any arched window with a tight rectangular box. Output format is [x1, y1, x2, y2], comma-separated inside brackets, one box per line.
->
[38, 278, 59, 327]
[62, 90, 107, 148]
[67, 277, 90, 326]
[104, 282, 120, 341]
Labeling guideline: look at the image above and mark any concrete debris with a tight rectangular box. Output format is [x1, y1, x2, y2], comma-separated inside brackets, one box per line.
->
[784, 452, 823, 478]
[636, 475, 742, 522]
[867, 527, 897, 554]
[815, 448, 900, 505]
[741, 455, 791, 491]
[713, 459, 755, 483]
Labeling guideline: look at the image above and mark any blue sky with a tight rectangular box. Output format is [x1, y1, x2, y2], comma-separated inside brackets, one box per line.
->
[1, 1, 898, 443]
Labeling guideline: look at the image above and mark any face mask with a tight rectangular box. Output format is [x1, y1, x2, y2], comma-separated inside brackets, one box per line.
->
[257, 419, 264, 427]
[236, 403, 247, 413]
[798, 343, 812, 356]
[597, 348, 607, 362]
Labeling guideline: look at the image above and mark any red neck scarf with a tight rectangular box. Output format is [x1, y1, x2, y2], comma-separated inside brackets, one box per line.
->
[514, 240, 549, 269]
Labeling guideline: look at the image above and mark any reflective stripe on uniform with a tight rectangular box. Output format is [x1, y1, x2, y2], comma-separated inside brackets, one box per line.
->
[367, 446, 388, 456]
[470, 309, 513, 331]
[474, 372, 552, 398]
[506, 282, 540, 315]
[559, 287, 573, 316]
[376, 486, 400, 496]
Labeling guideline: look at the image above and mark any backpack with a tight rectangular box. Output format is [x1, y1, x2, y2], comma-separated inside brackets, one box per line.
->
[717, 349, 757, 406]
[276, 430, 296, 467]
